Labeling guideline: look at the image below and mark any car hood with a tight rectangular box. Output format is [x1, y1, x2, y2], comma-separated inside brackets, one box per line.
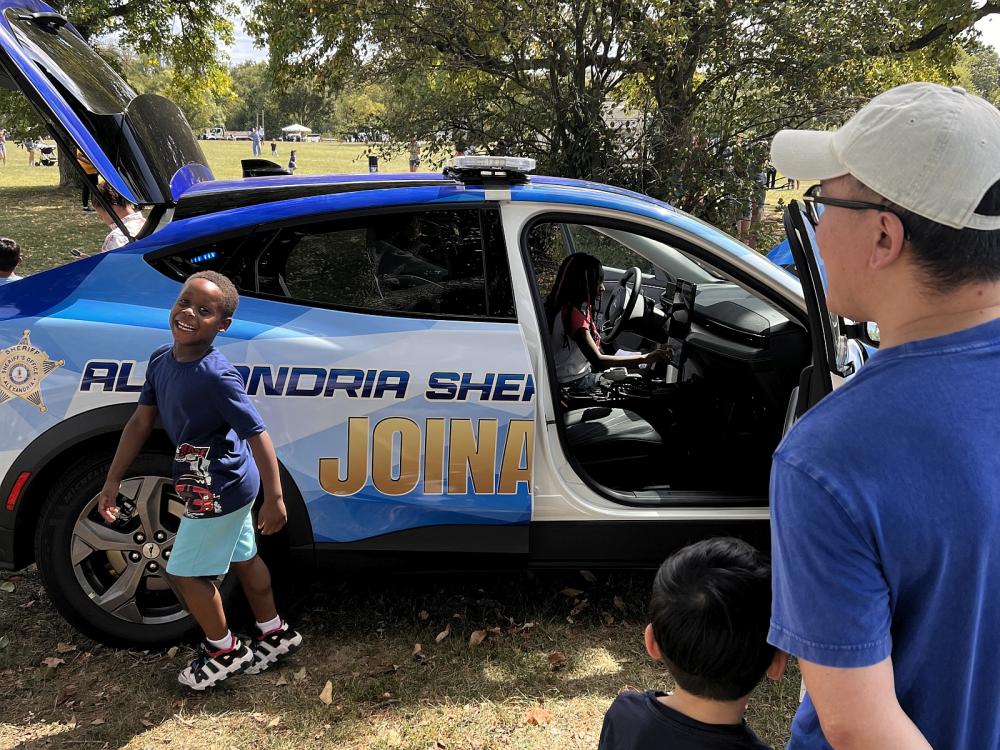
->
[0, 0, 213, 206]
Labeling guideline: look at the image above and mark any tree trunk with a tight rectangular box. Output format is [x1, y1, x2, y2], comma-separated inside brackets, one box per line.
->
[57, 144, 81, 190]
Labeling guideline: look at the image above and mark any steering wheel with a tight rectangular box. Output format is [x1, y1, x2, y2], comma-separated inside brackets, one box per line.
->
[603, 266, 643, 341]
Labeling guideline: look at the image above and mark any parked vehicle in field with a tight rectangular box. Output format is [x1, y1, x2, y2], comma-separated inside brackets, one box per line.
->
[0, 0, 865, 646]
[200, 126, 252, 141]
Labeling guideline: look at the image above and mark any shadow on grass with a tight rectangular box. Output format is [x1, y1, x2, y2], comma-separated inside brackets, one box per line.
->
[1, 564, 798, 749]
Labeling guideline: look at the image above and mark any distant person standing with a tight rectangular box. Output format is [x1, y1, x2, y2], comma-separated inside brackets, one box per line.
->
[0, 237, 22, 283]
[0, 128, 7, 167]
[250, 127, 263, 157]
[77, 148, 99, 213]
[408, 139, 420, 172]
[24, 137, 37, 166]
[287, 150, 297, 174]
[270, 141, 277, 157]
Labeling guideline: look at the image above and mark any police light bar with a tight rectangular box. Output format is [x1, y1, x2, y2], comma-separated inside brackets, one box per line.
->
[445, 156, 536, 185]
[452, 156, 536, 172]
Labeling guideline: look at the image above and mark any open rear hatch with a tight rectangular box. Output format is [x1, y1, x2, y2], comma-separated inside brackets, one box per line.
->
[0, 0, 213, 207]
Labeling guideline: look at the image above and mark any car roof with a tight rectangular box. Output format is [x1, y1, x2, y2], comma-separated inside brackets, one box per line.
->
[173, 171, 676, 220]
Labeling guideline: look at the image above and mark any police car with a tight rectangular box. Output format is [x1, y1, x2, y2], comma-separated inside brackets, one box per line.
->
[0, 0, 861, 646]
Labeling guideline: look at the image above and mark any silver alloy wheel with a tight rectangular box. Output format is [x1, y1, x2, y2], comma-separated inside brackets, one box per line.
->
[70, 476, 188, 625]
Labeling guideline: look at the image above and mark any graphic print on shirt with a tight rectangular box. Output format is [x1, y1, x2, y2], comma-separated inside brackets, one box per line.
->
[174, 443, 222, 518]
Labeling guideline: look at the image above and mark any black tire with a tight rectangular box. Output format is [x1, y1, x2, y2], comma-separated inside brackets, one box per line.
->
[34, 450, 236, 648]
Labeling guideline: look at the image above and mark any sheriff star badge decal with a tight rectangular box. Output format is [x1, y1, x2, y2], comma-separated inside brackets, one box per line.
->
[0, 330, 64, 413]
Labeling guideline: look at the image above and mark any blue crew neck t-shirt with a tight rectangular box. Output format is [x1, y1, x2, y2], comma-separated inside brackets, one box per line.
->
[769, 316, 1000, 749]
[138, 344, 265, 519]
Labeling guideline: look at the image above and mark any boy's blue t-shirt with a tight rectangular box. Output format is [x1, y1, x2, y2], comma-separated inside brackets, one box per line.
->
[138, 344, 265, 518]
[598, 690, 770, 749]
[769, 316, 1000, 749]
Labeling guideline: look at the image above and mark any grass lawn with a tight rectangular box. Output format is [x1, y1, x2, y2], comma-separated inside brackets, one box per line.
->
[1, 566, 801, 750]
[0, 144, 806, 748]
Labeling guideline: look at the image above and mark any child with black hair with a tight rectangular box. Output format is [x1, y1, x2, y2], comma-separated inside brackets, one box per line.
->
[98, 271, 302, 690]
[0, 237, 22, 284]
[287, 150, 297, 174]
[544, 252, 667, 389]
[599, 538, 787, 749]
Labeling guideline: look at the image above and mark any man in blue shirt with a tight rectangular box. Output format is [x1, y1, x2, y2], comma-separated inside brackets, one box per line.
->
[768, 82, 1000, 748]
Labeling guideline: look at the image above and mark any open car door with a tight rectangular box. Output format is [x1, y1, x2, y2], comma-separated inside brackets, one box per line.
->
[782, 200, 860, 428]
[0, 0, 213, 208]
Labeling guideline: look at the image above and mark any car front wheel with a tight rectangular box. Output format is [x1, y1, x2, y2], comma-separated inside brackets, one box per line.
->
[34, 451, 234, 647]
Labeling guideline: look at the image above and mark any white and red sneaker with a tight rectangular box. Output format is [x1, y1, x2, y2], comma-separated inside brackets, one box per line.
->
[177, 636, 254, 690]
[245, 620, 303, 674]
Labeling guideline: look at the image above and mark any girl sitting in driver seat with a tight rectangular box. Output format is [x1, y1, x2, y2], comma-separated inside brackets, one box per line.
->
[545, 253, 668, 391]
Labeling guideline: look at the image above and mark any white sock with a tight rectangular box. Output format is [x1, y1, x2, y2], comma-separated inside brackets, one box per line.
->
[256, 615, 282, 634]
[206, 631, 233, 650]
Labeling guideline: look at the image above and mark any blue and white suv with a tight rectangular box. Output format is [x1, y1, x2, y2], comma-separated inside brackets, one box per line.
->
[0, 0, 860, 645]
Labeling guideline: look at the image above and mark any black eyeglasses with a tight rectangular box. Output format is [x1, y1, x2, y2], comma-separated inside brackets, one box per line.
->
[803, 194, 911, 240]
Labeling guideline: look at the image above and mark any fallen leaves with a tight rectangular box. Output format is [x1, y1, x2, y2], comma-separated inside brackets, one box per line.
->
[579, 569, 598, 583]
[0, 580, 15, 593]
[0, 634, 9, 650]
[319, 680, 333, 705]
[412, 643, 425, 660]
[434, 623, 451, 643]
[166, 646, 178, 658]
[41, 657, 64, 669]
[546, 651, 567, 670]
[613, 595, 627, 613]
[275, 672, 289, 686]
[418, 610, 429, 621]
[523, 707, 553, 726]
[468, 630, 487, 647]
[90, 718, 106, 726]
[559, 587, 583, 598]
[291, 667, 308, 682]
[55, 642, 76, 654]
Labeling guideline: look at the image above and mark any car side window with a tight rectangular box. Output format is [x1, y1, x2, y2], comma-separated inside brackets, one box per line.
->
[270, 208, 514, 320]
[567, 224, 656, 275]
[525, 222, 569, 300]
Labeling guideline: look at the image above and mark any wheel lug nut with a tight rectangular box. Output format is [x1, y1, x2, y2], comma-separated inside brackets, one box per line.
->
[163, 549, 171, 559]
[147, 561, 159, 572]
[134, 532, 145, 544]
[129, 551, 141, 562]
[154, 531, 167, 542]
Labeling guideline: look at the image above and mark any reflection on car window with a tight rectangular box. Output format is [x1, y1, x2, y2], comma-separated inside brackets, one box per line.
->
[9, 10, 135, 115]
[274, 209, 513, 319]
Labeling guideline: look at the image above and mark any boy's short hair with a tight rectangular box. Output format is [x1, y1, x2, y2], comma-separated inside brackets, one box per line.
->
[186, 271, 239, 319]
[650, 537, 774, 701]
[0, 237, 21, 273]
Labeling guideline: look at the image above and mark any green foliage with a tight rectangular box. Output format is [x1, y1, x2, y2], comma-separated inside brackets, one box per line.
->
[248, 0, 997, 227]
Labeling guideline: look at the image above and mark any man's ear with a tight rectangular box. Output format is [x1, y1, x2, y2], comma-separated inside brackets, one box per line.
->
[766, 649, 789, 681]
[219, 317, 232, 333]
[644, 623, 662, 662]
[870, 212, 907, 271]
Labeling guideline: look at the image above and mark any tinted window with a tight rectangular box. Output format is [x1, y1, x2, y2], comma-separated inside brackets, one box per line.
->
[525, 222, 569, 300]
[8, 10, 134, 114]
[262, 209, 513, 319]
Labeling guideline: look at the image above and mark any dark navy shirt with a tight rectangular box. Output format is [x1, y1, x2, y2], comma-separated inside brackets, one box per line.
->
[770, 316, 1000, 748]
[598, 691, 770, 750]
[138, 344, 265, 518]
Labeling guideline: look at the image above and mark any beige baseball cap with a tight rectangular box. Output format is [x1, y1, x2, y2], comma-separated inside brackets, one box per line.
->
[770, 82, 1000, 231]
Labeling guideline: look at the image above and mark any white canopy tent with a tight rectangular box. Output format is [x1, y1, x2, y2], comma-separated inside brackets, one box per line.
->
[281, 124, 312, 134]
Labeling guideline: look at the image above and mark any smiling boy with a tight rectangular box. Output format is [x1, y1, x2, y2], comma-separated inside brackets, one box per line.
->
[98, 271, 302, 689]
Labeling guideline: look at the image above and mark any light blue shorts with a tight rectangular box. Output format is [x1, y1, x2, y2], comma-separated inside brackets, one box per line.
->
[166, 503, 257, 577]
